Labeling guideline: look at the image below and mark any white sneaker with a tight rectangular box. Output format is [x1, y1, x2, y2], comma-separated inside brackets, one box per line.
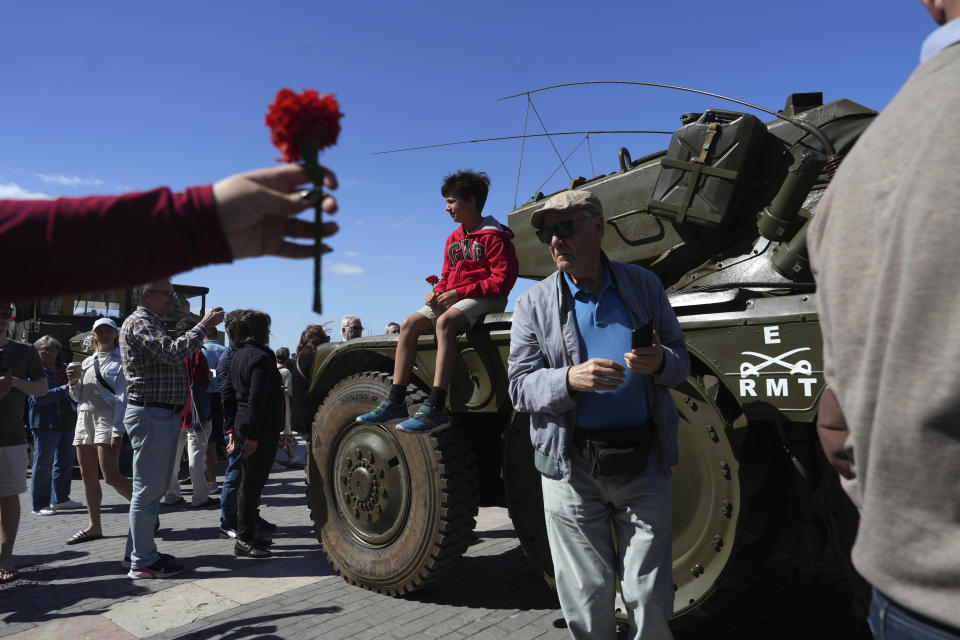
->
[51, 499, 83, 510]
[32, 507, 56, 516]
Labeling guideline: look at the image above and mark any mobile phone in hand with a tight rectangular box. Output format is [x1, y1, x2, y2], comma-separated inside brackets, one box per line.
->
[632, 322, 653, 350]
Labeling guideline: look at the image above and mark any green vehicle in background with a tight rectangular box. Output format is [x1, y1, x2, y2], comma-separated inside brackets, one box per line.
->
[11, 284, 210, 361]
[304, 92, 874, 624]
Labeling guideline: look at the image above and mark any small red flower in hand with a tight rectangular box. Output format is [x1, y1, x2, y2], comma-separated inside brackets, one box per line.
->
[265, 89, 343, 163]
[426, 275, 439, 289]
[265, 88, 343, 315]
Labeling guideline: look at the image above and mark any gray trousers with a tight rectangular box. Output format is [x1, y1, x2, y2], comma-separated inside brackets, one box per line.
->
[541, 444, 674, 640]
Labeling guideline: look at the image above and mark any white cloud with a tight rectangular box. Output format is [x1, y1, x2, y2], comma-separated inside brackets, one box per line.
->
[345, 251, 359, 257]
[328, 262, 364, 275]
[0, 183, 53, 200]
[35, 173, 105, 187]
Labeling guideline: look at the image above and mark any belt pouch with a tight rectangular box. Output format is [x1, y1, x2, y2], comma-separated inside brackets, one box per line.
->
[580, 427, 655, 477]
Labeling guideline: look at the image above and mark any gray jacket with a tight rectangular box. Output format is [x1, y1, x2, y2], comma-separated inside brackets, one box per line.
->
[507, 259, 689, 480]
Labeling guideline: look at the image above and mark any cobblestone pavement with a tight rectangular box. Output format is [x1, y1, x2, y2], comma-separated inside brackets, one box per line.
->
[1, 438, 871, 639]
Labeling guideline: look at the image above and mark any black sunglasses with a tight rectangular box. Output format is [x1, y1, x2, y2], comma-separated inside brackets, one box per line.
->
[536, 214, 597, 244]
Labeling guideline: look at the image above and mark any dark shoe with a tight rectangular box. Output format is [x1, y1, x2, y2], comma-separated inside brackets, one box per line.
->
[128, 555, 183, 578]
[255, 515, 277, 532]
[235, 540, 271, 558]
[65, 530, 103, 545]
[219, 526, 238, 539]
[122, 552, 174, 570]
[190, 496, 219, 508]
[162, 497, 186, 506]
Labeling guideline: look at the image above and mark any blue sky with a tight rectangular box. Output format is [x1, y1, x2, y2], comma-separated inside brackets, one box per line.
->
[1, 1, 936, 349]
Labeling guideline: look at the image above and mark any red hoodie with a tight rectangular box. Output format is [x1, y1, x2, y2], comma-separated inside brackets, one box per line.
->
[434, 215, 519, 299]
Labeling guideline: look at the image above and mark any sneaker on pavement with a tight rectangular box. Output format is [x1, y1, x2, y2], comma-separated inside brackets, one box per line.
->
[219, 526, 238, 539]
[51, 499, 83, 510]
[127, 555, 184, 579]
[396, 403, 450, 434]
[122, 552, 174, 569]
[32, 507, 56, 516]
[356, 399, 408, 424]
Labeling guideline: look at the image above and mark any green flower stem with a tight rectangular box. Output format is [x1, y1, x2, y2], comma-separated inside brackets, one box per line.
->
[300, 140, 324, 314]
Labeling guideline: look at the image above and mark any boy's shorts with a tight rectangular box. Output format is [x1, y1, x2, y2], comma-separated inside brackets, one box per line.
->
[0, 444, 27, 497]
[417, 296, 507, 329]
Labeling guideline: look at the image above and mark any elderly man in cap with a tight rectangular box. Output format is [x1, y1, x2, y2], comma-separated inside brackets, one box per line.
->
[119, 280, 224, 578]
[507, 190, 689, 639]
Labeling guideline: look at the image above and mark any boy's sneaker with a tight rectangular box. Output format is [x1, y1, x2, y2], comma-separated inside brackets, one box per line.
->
[396, 403, 449, 434]
[357, 399, 408, 424]
[127, 555, 183, 579]
[122, 552, 174, 569]
[32, 507, 56, 516]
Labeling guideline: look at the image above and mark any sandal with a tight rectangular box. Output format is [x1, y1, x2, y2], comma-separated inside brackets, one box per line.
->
[66, 530, 103, 545]
[0, 568, 17, 584]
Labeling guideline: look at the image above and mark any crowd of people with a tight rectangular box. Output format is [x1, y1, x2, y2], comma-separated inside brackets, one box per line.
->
[0, 293, 337, 581]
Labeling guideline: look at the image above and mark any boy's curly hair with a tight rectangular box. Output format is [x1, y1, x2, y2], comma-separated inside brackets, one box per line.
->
[441, 170, 490, 212]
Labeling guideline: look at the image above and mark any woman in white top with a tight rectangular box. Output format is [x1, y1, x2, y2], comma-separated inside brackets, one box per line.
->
[65, 318, 132, 544]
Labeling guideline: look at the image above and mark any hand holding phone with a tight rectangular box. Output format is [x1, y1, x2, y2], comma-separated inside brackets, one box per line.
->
[632, 322, 654, 350]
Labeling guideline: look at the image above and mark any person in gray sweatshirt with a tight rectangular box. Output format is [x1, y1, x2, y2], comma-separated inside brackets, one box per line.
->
[808, 1, 960, 636]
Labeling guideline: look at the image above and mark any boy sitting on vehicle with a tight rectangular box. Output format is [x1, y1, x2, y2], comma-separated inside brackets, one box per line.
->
[358, 170, 518, 433]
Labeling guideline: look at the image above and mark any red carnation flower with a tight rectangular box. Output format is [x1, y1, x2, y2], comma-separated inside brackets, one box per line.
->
[426, 275, 439, 289]
[266, 89, 343, 163]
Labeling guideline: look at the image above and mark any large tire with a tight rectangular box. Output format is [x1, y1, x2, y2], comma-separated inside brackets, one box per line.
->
[307, 371, 479, 595]
[502, 373, 776, 624]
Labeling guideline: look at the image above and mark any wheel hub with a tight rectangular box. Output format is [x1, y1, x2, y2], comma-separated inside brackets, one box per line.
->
[332, 423, 410, 547]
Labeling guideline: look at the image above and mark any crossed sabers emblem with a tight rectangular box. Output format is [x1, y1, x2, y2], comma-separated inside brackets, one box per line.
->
[739, 347, 812, 378]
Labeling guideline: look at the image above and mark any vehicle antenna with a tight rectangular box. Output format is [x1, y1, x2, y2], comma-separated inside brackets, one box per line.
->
[499, 81, 837, 156]
[372, 129, 672, 156]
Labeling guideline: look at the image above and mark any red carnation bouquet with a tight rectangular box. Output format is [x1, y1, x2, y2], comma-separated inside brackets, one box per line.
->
[426, 275, 439, 290]
[266, 88, 344, 313]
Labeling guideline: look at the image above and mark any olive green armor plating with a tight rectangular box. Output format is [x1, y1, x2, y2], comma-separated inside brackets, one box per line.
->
[305, 93, 874, 623]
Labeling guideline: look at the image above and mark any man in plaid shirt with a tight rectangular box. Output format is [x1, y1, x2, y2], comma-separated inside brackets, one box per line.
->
[119, 278, 224, 579]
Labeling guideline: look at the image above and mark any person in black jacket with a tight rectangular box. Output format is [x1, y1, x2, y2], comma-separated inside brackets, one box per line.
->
[227, 310, 282, 558]
[288, 324, 331, 437]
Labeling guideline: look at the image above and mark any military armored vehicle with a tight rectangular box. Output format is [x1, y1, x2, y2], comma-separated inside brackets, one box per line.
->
[304, 91, 873, 623]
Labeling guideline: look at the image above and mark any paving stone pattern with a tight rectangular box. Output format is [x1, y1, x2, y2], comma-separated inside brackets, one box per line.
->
[1, 438, 870, 639]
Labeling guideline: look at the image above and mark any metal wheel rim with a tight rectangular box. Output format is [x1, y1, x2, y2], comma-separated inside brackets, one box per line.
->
[330, 421, 411, 547]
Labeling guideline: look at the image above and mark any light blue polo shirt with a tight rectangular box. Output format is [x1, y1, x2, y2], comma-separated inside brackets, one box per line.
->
[565, 269, 650, 430]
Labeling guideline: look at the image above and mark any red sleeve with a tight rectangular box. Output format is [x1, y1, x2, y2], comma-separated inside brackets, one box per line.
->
[432, 230, 456, 295]
[457, 233, 519, 299]
[0, 185, 233, 301]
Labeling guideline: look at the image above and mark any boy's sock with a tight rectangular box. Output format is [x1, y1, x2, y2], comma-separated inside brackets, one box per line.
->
[388, 384, 405, 405]
[427, 387, 447, 410]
